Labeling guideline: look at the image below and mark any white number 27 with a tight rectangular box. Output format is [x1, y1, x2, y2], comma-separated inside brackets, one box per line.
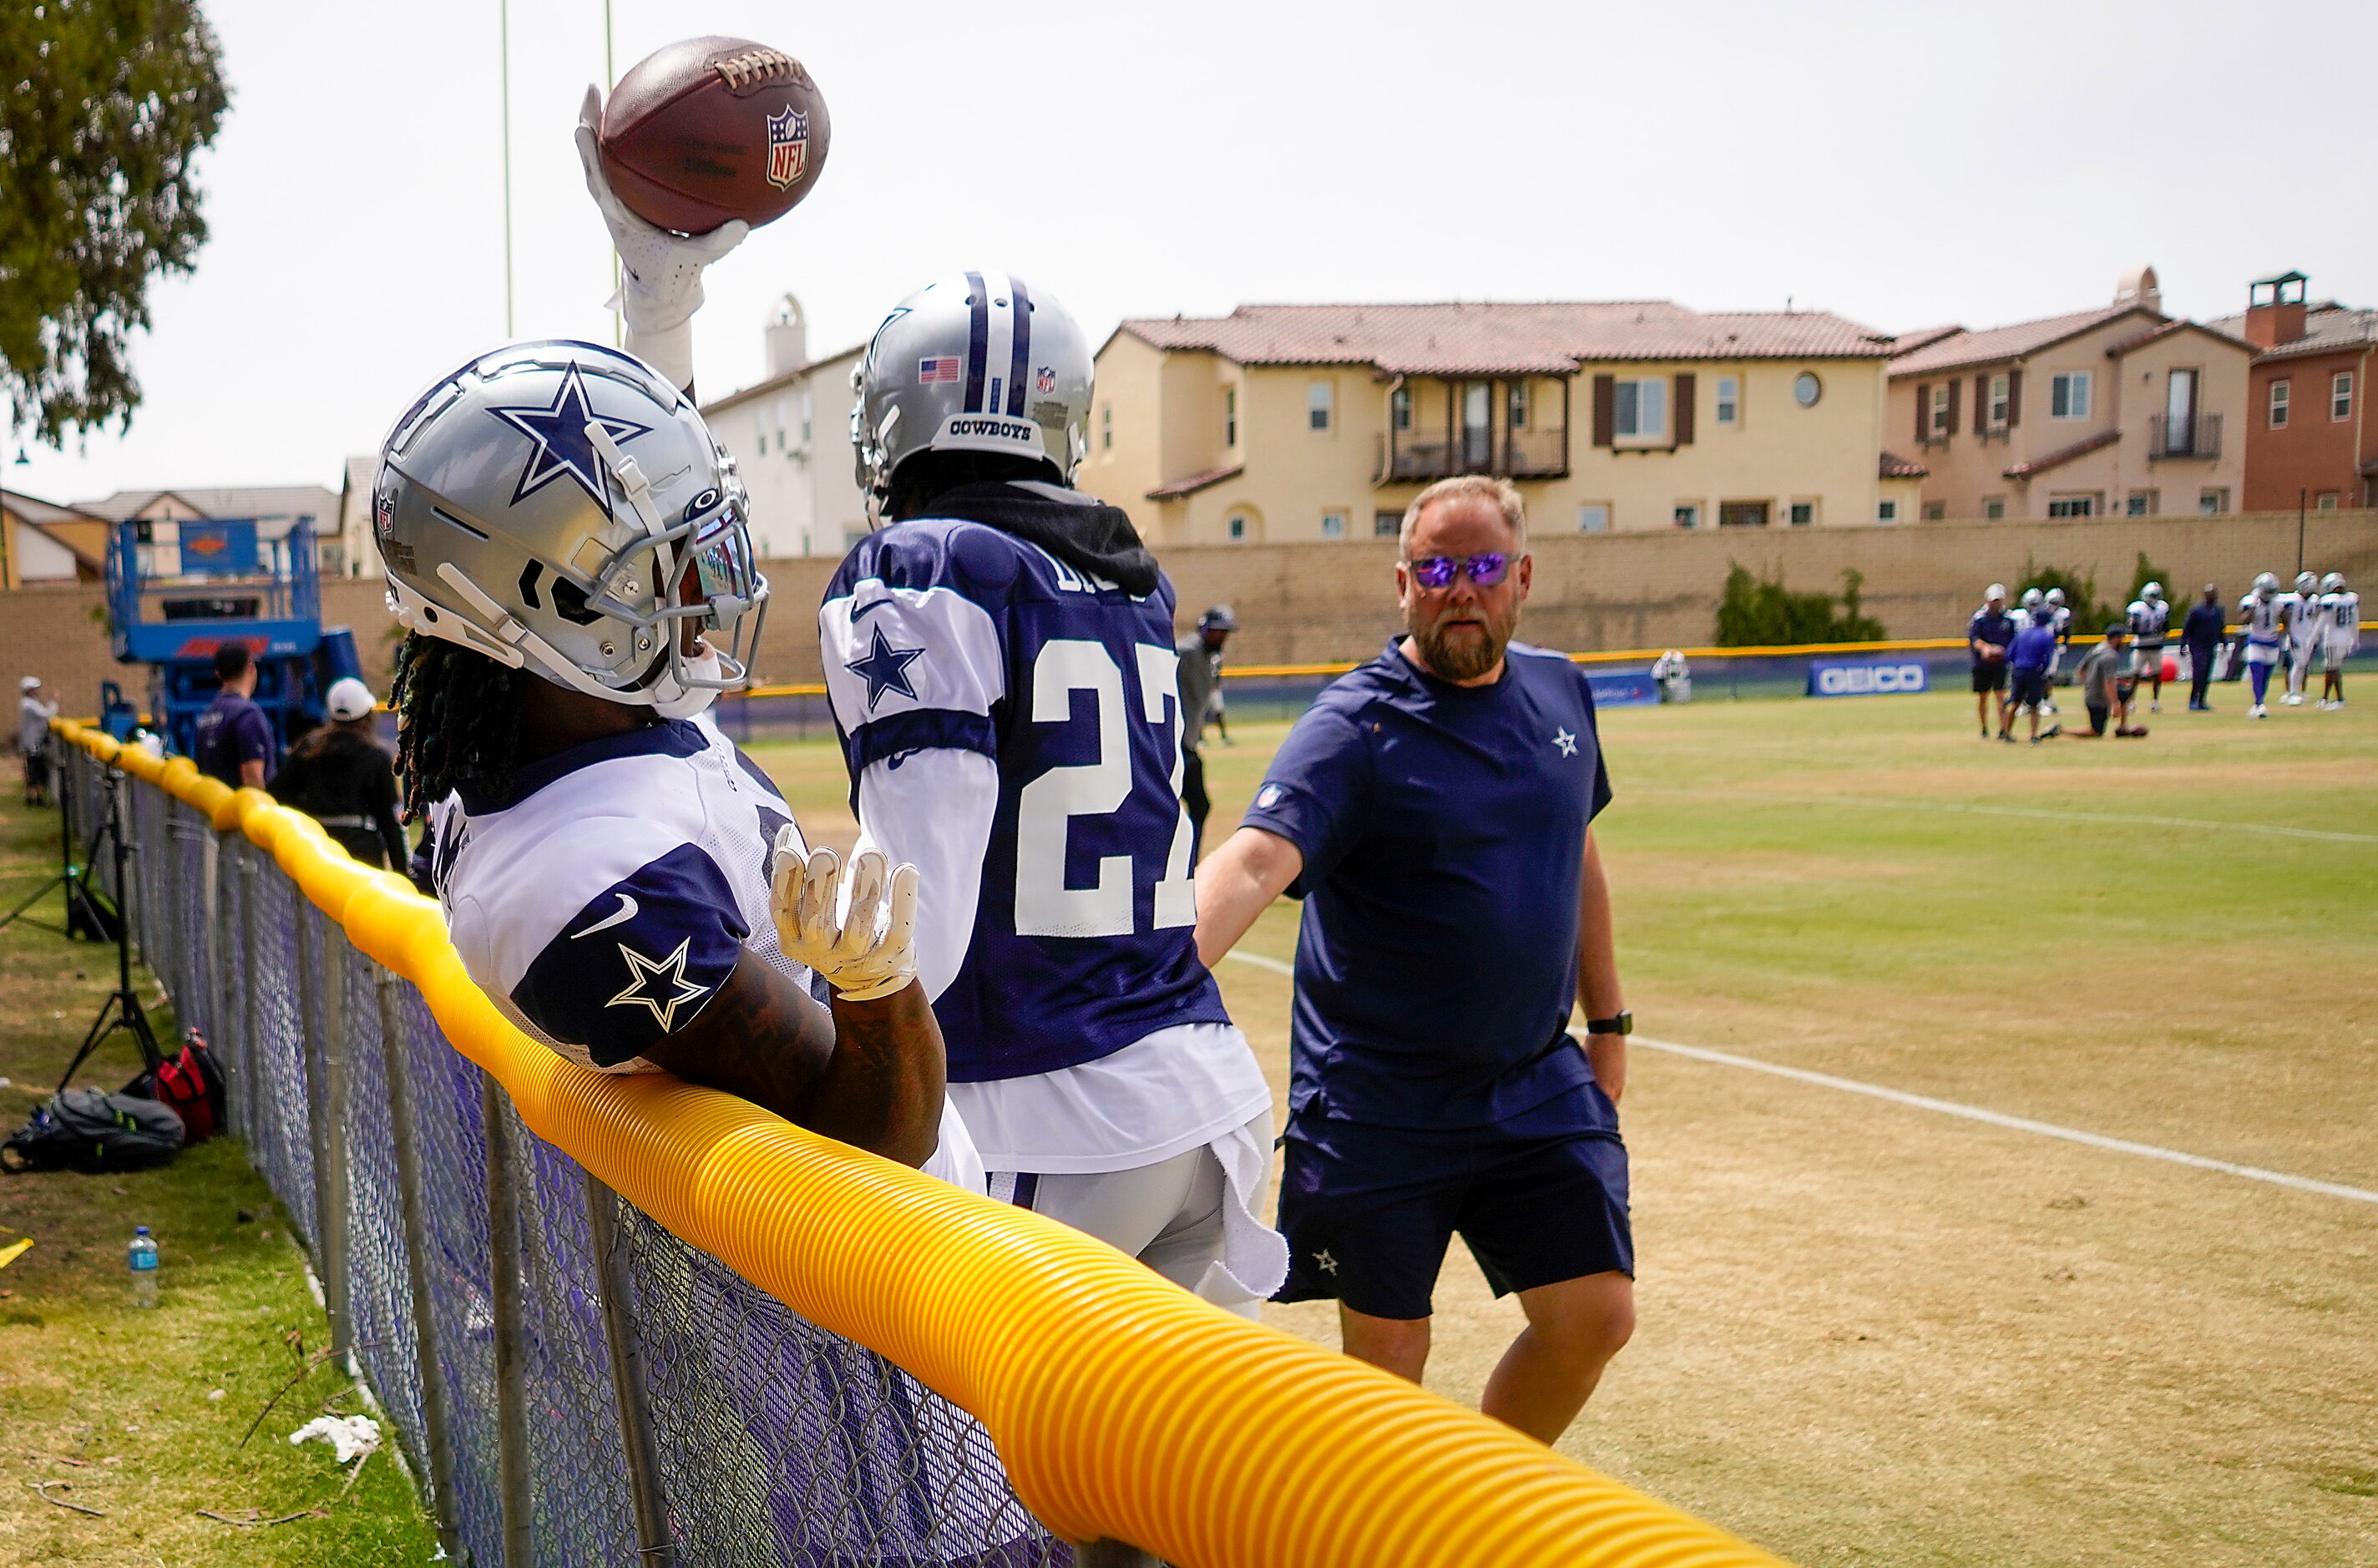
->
[1013, 640, 1197, 938]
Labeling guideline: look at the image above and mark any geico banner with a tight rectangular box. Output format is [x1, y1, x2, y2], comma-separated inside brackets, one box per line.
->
[1806, 657, 1932, 698]
[1586, 671, 1660, 708]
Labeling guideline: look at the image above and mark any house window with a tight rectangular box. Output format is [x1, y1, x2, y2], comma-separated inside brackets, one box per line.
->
[2317, 492, 2340, 510]
[1715, 377, 1739, 425]
[1616, 377, 1667, 439]
[1988, 373, 2010, 428]
[1876, 498, 1898, 523]
[1374, 509, 1402, 537]
[1507, 382, 1529, 430]
[1927, 384, 1950, 438]
[2126, 490, 2158, 517]
[2049, 372, 2092, 419]
[800, 387, 812, 448]
[1227, 513, 1248, 541]
[1308, 380, 1333, 432]
[1224, 387, 1238, 446]
[1391, 386, 1412, 432]
[1983, 497, 2006, 520]
[2047, 494, 2096, 518]
[1100, 404, 1112, 451]
[1922, 500, 1947, 521]
[2198, 488, 2229, 514]
[1793, 372, 1823, 407]
[1672, 502, 1700, 529]
[1789, 500, 1814, 526]
[1321, 509, 1346, 539]
[1578, 503, 1611, 534]
[2334, 372, 2355, 421]
[1718, 501, 1770, 529]
[2268, 378, 2289, 427]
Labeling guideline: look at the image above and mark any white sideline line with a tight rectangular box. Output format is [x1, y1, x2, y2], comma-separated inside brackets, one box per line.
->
[1811, 795, 2378, 846]
[1217, 951, 2378, 1206]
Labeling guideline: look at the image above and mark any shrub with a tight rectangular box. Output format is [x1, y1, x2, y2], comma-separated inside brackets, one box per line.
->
[1715, 564, 1889, 646]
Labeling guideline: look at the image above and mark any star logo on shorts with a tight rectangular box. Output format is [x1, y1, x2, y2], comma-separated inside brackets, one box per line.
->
[1314, 1249, 1339, 1276]
[1553, 726, 1578, 757]
[606, 938, 711, 1032]
[845, 625, 925, 711]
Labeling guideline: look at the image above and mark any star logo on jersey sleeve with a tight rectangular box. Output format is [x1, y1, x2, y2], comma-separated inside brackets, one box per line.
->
[845, 625, 925, 711]
[1553, 726, 1579, 757]
[487, 362, 654, 509]
[605, 937, 711, 1032]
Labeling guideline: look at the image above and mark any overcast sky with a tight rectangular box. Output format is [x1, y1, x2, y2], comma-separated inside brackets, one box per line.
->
[14, 0, 2374, 507]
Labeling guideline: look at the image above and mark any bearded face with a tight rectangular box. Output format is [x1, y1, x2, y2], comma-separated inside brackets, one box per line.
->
[1397, 495, 1531, 685]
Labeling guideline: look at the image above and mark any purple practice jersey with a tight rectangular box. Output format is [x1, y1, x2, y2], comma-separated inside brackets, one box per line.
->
[821, 514, 1229, 1083]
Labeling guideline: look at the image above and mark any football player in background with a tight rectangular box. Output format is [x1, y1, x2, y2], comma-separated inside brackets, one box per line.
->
[2283, 570, 2321, 706]
[2042, 586, 2072, 712]
[376, 339, 979, 1191]
[813, 277, 1286, 1317]
[2125, 581, 2170, 712]
[2239, 572, 2286, 719]
[2318, 571, 2359, 709]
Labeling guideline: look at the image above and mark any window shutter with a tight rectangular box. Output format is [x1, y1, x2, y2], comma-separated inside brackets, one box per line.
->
[1673, 373, 1696, 445]
[1946, 377, 1962, 436]
[1591, 375, 1615, 447]
[1915, 383, 1930, 443]
[2006, 369, 2021, 427]
[1976, 374, 1990, 428]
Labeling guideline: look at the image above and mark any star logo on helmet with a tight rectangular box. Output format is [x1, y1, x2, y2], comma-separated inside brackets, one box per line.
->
[487, 362, 653, 511]
[845, 625, 925, 711]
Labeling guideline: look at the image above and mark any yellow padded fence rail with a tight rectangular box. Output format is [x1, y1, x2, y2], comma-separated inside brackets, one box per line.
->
[55, 717, 1786, 1568]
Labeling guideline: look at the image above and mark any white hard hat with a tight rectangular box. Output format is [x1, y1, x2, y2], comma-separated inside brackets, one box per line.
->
[325, 677, 377, 721]
[18, 675, 39, 691]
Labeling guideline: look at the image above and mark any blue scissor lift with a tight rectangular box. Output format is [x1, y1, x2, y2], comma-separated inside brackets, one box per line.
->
[102, 516, 363, 757]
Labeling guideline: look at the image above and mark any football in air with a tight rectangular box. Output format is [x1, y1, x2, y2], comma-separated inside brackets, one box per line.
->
[598, 37, 831, 235]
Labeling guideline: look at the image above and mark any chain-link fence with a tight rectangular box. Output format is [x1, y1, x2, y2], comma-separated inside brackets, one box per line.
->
[57, 738, 1071, 1568]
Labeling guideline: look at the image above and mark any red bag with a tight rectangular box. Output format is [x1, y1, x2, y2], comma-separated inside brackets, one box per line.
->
[122, 1029, 227, 1144]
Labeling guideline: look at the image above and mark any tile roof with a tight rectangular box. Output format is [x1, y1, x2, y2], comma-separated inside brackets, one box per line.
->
[1878, 451, 1930, 478]
[1116, 301, 1895, 377]
[1891, 325, 1963, 357]
[2003, 427, 2118, 480]
[0, 488, 107, 528]
[1146, 463, 1243, 500]
[1889, 304, 2158, 377]
[71, 484, 340, 522]
[2101, 318, 2254, 358]
[2203, 302, 2378, 363]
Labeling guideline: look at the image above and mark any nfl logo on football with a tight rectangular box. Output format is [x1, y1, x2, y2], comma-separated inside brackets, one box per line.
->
[765, 106, 809, 190]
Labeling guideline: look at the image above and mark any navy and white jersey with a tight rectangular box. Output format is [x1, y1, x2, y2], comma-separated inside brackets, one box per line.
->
[2240, 593, 2286, 648]
[2126, 599, 2170, 646]
[2282, 591, 2320, 645]
[1967, 607, 2015, 665]
[2324, 590, 2362, 653]
[424, 719, 817, 1073]
[821, 518, 1229, 1084]
[1242, 640, 1613, 1132]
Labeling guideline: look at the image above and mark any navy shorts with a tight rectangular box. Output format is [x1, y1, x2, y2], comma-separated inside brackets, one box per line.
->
[1971, 663, 2007, 693]
[1274, 1085, 1632, 1320]
[2011, 668, 2048, 709]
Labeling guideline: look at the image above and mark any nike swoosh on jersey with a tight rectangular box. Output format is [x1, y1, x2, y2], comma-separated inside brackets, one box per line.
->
[572, 892, 640, 939]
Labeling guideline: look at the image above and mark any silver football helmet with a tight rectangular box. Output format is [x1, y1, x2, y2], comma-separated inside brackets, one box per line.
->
[2045, 587, 2067, 608]
[2021, 588, 2045, 609]
[376, 341, 767, 718]
[2141, 581, 2163, 604]
[2253, 572, 2279, 598]
[2322, 571, 2346, 593]
[851, 271, 1094, 515]
[2294, 571, 2318, 594]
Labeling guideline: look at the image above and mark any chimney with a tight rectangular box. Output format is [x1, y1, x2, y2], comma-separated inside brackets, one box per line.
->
[2112, 265, 2162, 315]
[2243, 271, 2308, 350]
[765, 293, 809, 377]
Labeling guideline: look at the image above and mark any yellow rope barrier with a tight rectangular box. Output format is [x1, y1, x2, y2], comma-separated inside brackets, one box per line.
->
[59, 716, 1784, 1566]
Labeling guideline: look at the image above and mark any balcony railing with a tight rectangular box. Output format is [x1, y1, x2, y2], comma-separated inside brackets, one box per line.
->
[1375, 426, 1568, 483]
[2149, 412, 2221, 460]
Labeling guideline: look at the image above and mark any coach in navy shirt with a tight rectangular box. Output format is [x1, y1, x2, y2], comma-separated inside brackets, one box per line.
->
[193, 642, 275, 788]
[1197, 474, 1632, 1444]
[1968, 584, 2015, 739]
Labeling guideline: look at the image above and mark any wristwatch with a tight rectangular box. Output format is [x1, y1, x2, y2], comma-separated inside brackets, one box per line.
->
[1585, 1010, 1633, 1037]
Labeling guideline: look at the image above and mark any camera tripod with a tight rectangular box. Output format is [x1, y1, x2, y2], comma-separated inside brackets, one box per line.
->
[0, 756, 165, 1090]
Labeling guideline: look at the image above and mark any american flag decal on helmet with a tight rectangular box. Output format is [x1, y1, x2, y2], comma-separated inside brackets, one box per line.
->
[765, 106, 809, 190]
[917, 357, 962, 384]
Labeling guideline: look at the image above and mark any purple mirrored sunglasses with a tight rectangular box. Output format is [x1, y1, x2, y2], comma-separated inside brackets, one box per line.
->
[1404, 552, 1510, 589]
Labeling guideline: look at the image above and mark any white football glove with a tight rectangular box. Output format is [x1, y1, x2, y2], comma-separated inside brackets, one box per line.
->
[770, 832, 919, 1004]
[574, 84, 749, 339]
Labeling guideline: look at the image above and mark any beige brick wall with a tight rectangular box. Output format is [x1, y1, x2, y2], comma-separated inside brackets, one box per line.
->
[11, 512, 2372, 708]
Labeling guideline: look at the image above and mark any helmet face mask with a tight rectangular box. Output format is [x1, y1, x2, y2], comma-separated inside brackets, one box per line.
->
[377, 341, 769, 716]
[2254, 572, 2279, 598]
[851, 271, 1095, 518]
[2141, 581, 2163, 604]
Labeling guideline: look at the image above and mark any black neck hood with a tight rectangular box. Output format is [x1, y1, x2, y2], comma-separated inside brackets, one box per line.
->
[923, 480, 1161, 597]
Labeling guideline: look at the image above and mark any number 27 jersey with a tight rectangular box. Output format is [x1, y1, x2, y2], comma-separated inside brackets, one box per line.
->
[821, 518, 1229, 1083]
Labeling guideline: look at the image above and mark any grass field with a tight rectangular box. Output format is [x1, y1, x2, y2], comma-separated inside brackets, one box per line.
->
[748, 686, 2378, 1568]
[0, 784, 437, 1565]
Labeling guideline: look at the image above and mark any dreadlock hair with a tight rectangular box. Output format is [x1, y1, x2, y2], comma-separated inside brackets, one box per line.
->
[389, 632, 525, 822]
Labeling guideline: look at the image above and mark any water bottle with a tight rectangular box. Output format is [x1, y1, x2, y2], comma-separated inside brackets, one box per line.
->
[128, 1226, 159, 1308]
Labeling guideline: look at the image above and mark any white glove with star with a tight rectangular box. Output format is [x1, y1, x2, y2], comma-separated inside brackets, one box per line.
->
[574, 84, 747, 387]
[770, 831, 919, 1004]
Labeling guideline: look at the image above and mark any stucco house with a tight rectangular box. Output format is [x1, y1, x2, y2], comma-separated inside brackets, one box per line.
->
[2207, 271, 2377, 512]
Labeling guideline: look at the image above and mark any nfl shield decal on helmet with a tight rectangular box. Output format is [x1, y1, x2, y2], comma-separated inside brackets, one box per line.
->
[766, 106, 809, 190]
[1035, 366, 1057, 394]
